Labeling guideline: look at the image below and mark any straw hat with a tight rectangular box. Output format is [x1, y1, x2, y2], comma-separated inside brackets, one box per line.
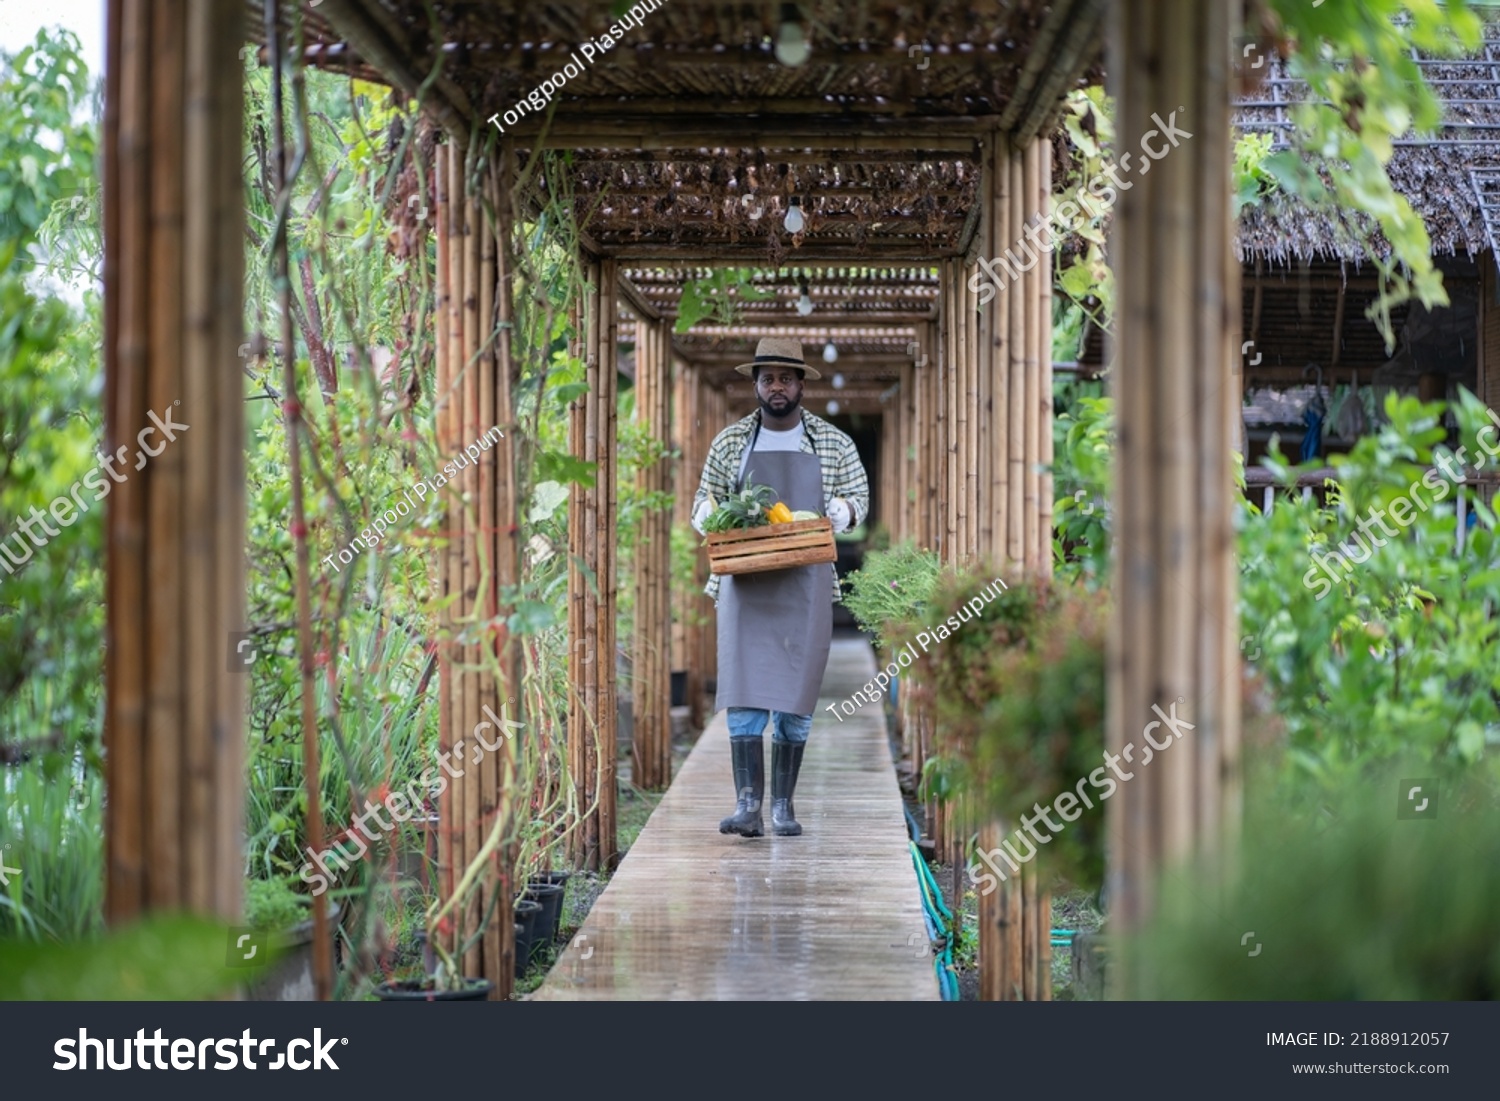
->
[732, 336, 822, 381]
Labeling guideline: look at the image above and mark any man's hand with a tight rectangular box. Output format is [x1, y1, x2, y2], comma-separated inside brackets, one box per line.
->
[826, 497, 853, 533]
[692, 498, 714, 536]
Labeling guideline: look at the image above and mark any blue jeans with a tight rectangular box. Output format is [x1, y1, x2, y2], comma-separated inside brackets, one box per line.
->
[727, 707, 811, 744]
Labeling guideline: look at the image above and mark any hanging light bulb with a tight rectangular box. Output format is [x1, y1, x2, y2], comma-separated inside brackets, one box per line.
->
[826, 400, 841, 416]
[774, 4, 811, 67]
[823, 342, 838, 364]
[783, 197, 805, 234]
[795, 276, 813, 316]
[831, 371, 845, 389]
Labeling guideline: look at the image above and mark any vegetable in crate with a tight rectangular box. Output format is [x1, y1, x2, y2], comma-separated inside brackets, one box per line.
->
[790, 510, 819, 521]
[765, 502, 794, 524]
[702, 483, 776, 533]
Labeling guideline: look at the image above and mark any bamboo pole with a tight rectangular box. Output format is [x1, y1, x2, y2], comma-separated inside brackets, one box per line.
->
[458, 152, 481, 982]
[633, 312, 672, 790]
[1007, 147, 1029, 569]
[965, 262, 981, 558]
[104, 0, 245, 925]
[182, 0, 217, 909]
[1037, 139, 1055, 575]
[1022, 137, 1042, 573]
[477, 157, 501, 991]
[1107, 0, 1241, 979]
[144, 0, 185, 913]
[601, 261, 620, 868]
[569, 258, 621, 870]
[436, 139, 461, 971]
[942, 259, 960, 565]
[493, 142, 523, 996]
[108, 0, 152, 911]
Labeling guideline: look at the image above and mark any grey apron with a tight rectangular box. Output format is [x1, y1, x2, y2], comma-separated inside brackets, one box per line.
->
[714, 443, 832, 716]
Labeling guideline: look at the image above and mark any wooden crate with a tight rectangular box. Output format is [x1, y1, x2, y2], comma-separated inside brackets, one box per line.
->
[706, 518, 837, 576]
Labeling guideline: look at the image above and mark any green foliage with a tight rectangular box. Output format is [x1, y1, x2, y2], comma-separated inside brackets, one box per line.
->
[1050, 394, 1113, 587]
[671, 522, 710, 629]
[902, 570, 1110, 888]
[0, 753, 102, 941]
[1053, 87, 1114, 333]
[1233, 132, 1278, 215]
[840, 542, 942, 652]
[0, 915, 275, 1000]
[912, 571, 1107, 877]
[1054, 0, 1480, 345]
[0, 29, 95, 245]
[701, 482, 775, 532]
[1261, 0, 1484, 346]
[0, 29, 106, 812]
[245, 877, 310, 931]
[673, 269, 773, 333]
[1052, 87, 1287, 333]
[1128, 768, 1500, 999]
[1238, 390, 1500, 789]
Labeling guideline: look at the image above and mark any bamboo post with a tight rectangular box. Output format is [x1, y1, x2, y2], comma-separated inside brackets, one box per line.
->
[1107, 0, 1241, 982]
[433, 140, 520, 997]
[569, 258, 620, 870]
[103, 0, 245, 926]
[633, 312, 672, 790]
[974, 135, 1056, 1001]
[490, 146, 524, 993]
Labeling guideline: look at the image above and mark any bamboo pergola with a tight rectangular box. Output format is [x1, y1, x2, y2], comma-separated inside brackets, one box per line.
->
[102, 0, 1245, 1001]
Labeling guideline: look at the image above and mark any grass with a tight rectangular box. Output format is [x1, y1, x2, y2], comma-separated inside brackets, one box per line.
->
[0, 754, 103, 941]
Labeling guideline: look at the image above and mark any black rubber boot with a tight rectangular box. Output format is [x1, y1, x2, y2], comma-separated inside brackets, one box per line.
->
[770, 741, 805, 836]
[719, 737, 764, 837]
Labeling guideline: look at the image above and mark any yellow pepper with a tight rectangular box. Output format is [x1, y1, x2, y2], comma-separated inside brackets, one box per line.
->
[766, 502, 794, 524]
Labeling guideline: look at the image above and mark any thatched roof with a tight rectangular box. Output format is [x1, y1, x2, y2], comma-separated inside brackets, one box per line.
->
[1233, 25, 1500, 262]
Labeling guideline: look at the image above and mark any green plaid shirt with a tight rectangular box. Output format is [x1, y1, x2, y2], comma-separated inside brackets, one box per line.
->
[692, 409, 869, 603]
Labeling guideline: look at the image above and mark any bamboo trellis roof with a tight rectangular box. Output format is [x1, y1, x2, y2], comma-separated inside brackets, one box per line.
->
[252, 2, 1102, 406]
[255, 1, 1105, 261]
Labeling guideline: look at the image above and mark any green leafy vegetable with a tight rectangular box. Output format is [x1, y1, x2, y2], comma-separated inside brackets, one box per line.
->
[703, 483, 776, 533]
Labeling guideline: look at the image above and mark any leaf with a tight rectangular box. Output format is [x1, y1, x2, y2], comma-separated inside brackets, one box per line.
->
[534, 450, 596, 488]
[527, 479, 569, 523]
[506, 599, 557, 635]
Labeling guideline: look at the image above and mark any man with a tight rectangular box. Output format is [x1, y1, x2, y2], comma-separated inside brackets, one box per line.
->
[690, 337, 870, 838]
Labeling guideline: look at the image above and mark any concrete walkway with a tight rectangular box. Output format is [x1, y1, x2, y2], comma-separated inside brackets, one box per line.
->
[531, 637, 938, 1000]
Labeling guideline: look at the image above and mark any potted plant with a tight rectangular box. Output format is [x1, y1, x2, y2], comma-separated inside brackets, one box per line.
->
[511, 898, 544, 977]
[242, 877, 342, 1002]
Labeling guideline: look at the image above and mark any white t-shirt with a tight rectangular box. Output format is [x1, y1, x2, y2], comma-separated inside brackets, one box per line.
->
[753, 421, 805, 452]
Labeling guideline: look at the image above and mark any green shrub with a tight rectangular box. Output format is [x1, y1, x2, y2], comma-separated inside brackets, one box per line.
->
[841, 541, 942, 652]
[1128, 767, 1500, 999]
[245, 877, 309, 932]
[916, 573, 1109, 888]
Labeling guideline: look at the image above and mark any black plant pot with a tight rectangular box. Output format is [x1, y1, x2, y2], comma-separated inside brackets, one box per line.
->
[374, 978, 492, 1001]
[513, 898, 544, 978]
[523, 881, 565, 951]
[670, 670, 688, 707]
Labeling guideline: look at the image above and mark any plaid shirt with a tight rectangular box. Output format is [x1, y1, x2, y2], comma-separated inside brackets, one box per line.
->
[692, 409, 869, 603]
